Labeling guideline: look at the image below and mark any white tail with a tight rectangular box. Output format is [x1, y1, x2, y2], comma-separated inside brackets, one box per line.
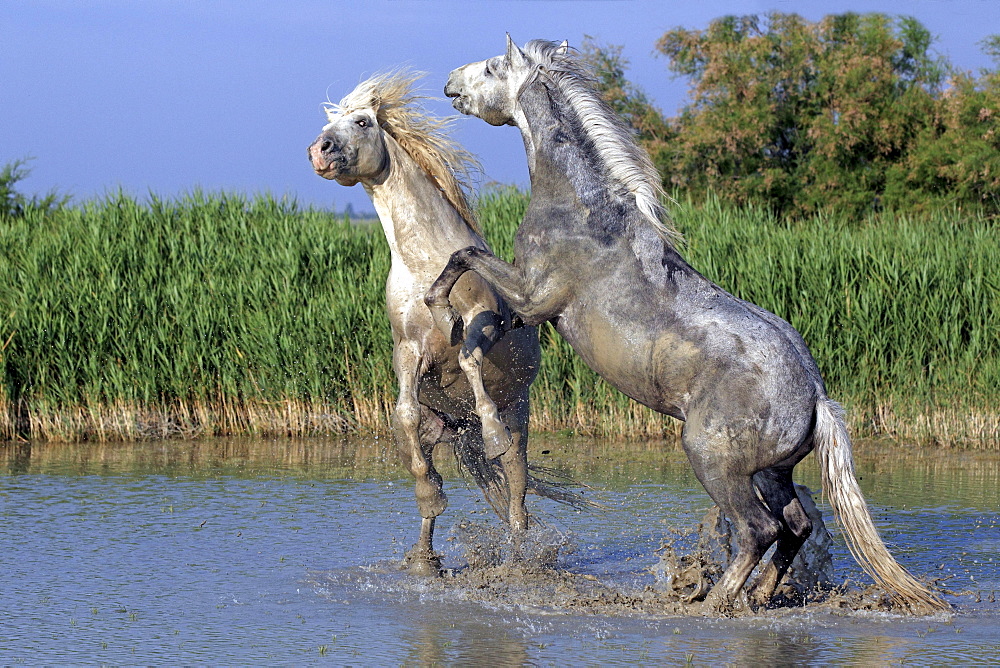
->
[814, 399, 949, 613]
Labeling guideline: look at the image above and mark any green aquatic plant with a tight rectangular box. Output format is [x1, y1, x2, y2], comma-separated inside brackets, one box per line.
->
[0, 189, 997, 446]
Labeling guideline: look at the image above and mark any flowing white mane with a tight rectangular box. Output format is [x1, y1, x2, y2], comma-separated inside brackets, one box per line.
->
[325, 70, 482, 232]
[522, 40, 682, 246]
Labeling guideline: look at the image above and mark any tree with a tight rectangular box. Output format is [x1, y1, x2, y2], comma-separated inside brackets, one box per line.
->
[0, 159, 70, 218]
[883, 36, 1000, 212]
[653, 12, 947, 217]
[581, 14, 1000, 218]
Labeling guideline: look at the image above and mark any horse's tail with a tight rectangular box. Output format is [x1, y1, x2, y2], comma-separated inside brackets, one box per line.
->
[453, 437, 594, 520]
[814, 398, 949, 613]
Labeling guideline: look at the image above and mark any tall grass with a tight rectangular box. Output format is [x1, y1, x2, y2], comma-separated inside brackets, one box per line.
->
[0, 192, 396, 440]
[674, 196, 1000, 445]
[477, 188, 1000, 446]
[1, 188, 997, 446]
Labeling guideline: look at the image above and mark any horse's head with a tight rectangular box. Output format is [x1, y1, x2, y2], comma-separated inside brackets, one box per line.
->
[310, 71, 482, 227]
[308, 106, 389, 187]
[445, 35, 566, 127]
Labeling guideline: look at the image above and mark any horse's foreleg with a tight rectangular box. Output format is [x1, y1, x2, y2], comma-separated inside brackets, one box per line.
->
[459, 311, 511, 459]
[500, 396, 530, 534]
[392, 341, 446, 575]
[426, 247, 549, 334]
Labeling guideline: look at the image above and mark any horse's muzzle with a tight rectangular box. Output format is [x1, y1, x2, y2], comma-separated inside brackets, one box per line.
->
[444, 76, 467, 113]
[307, 138, 339, 179]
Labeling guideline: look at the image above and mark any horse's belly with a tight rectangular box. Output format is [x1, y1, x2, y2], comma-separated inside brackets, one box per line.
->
[555, 315, 692, 420]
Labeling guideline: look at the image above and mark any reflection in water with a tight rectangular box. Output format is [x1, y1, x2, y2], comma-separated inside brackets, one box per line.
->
[1, 435, 998, 664]
[1, 435, 401, 477]
[7, 434, 998, 506]
[403, 609, 532, 666]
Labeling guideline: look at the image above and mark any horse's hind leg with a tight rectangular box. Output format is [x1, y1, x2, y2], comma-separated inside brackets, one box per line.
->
[500, 395, 530, 533]
[747, 468, 812, 607]
[701, 476, 782, 613]
[682, 423, 782, 613]
[397, 407, 450, 576]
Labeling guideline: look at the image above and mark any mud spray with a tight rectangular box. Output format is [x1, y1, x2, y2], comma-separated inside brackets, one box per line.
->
[416, 484, 936, 617]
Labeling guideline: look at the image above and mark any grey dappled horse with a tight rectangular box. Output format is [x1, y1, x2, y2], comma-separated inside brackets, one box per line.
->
[309, 71, 565, 573]
[427, 38, 948, 613]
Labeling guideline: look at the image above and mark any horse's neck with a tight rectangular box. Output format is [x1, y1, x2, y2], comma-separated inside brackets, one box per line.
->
[517, 82, 693, 271]
[365, 137, 481, 268]
[513, 104, 538, 173]
[517, 83, 604, 208]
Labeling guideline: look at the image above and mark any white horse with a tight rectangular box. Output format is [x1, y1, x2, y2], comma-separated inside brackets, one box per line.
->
[428, 38, 947, 613]
[309, 71, 568, 573]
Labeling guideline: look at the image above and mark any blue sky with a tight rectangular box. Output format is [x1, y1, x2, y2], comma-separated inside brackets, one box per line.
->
[2, 1, 997, 214]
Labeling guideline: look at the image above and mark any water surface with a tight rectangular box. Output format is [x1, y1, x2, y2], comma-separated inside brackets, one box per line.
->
[1, 436, 997, 665]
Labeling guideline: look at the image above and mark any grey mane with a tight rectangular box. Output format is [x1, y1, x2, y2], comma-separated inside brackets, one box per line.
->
[521, 40, 683, 247]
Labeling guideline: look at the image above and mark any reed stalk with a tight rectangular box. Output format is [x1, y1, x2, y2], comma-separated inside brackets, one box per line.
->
[1, 189, 997, 447]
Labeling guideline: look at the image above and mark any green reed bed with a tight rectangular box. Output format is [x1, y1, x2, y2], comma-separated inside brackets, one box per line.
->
[477, 189, 1000, 446]
[674, 197, 1000, 445]
[0, 192, 396, 440]
[1, 189, 997, 446]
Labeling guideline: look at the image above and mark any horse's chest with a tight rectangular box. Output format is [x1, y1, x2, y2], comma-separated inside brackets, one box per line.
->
[385, 266, 434, 330]
[386, 263, 427, 300]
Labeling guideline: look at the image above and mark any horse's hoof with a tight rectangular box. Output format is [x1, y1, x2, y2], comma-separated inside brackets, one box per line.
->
[699, 590, 751, 617]
[483, 422, 513, 460]
[401, 548, 443, 577]
[681, 576, 711, 604]
[747, 586, 774, 610]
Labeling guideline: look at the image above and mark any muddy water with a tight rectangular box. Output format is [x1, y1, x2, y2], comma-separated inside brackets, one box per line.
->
[1, 436, 998, 665]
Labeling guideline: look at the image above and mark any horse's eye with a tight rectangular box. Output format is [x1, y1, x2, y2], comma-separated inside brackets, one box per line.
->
[484, 62, 493, 76]
[356, 118, 368, 128]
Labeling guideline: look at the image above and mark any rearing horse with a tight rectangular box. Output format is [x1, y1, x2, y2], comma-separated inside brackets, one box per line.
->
[427, 38, 948, 613]
[309, 71, 563, 574]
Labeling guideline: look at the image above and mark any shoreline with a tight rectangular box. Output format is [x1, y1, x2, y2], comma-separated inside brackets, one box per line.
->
[3, 396, 996, 448]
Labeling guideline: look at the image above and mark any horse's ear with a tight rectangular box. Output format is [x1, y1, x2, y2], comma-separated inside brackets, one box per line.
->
[556, 40, 569, 55]
[505, 33, 528, 68]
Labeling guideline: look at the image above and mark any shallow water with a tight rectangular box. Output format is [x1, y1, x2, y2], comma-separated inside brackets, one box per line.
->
[1, 436, 998, 665]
